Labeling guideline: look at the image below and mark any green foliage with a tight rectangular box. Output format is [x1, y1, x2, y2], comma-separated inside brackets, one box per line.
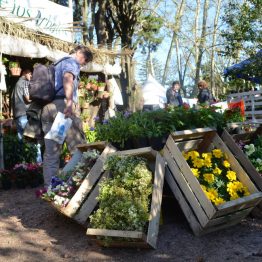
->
[222, 0, 262, 58]
[3, 134, 37, 169]
[95, 107, 226, 147]
[90, 155, 153, 232]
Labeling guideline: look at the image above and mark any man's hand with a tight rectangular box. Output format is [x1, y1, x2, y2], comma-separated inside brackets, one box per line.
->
[64, 99, 73, 118]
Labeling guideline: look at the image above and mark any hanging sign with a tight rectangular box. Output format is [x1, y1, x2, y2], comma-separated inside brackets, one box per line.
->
[0, 0, 73, 42]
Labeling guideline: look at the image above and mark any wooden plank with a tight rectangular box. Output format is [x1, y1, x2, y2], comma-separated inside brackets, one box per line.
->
[222, 130, 262, 189]
[163, 147, 210, 227]
[176, 139, 203, 151]
[94, 240, 150, 249]
[146, 153, 165, 249]
[76, 141, 107, 152]
[86, 228, 145, 239]
[165, 167, 203, 236]
[212, 134, 258, 194]
[227, 90, 262, 98]
[245, 110, 262, 115]
[74, 172, 109, 225]
[62, 145, 116, 217]
[198, 216, 245, 236]
[205, 207, 253, 228]
[165, 136, 216, 219]
[62, 149, 82, 173]
[171, 128, 216, 142]
[215, 192, 262, 217]
[197, 131, 216, 153]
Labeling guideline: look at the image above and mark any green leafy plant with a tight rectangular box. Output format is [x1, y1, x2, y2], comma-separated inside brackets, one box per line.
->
[9, 61, 20, 69]
[3, 134, 38, 169]
[90, 155, 153, 232]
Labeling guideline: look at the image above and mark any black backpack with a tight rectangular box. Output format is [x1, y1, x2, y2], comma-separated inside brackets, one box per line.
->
[28, 57, 69, 106]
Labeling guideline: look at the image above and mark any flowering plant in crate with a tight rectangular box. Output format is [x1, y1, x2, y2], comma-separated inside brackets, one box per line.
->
[41, 149, 100, 207]
[237, 136, 262, 173]
[90, 155, 153, 232]
[183, 148, 250, 206]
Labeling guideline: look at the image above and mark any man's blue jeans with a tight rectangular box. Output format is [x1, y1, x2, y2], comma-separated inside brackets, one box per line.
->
[15, 115, 28, 141]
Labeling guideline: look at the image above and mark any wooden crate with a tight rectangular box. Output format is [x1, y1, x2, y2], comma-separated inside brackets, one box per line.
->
[221, 127, 262, 216]
[86, 147, 165, 249]
[50, 141, 116, 223]
[163, 128, 262, 236]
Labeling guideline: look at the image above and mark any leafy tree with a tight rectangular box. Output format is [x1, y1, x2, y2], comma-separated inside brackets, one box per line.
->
[222, 0, 262, 58]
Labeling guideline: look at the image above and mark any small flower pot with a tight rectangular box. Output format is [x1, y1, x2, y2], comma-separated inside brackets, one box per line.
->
[132, 137, 150, 149]
[98, 85, 105, 92]
[86, 83, 92, 90]
[10, 67, 22, 76]
[97, 91, 104, 99]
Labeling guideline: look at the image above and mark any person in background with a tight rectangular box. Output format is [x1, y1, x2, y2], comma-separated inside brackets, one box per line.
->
[41, 45, 93, 185]
[166, 81, 183, 107]
[12, 69, 32, 140]
[197, 80, 214, 105]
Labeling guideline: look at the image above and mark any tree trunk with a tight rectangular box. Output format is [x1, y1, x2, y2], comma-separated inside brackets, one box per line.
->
[162, 0, 186, 85]
[210, 0, 222, 97]
[193, 0, 209, 97]
[82, 0, 88, 44]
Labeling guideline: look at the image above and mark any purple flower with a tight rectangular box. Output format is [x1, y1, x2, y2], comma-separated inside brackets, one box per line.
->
[90, 127, 95, 131]
[94, 116, 100, 122]
[51, 176, 63, 189]
[102, 119, 109, 125]
[124, 111, 132, 118]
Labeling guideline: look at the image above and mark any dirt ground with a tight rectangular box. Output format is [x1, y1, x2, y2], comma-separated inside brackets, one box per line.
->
[0, 187, 261, 262]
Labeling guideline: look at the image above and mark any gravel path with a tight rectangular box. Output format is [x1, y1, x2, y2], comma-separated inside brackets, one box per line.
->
[0, 188, 261, 262]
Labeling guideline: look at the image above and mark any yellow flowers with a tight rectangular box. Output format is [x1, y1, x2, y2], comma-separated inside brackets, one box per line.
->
[223, 160, 231, 168]
[226, 170, 237, 181]
[203, 173, 215, 184]
[213, 167, 222, 175]
[183, 148, 250, 207]
[193, 158, 204, 168]
[191, 168, 200, 178]
[212, 149, 223, 158]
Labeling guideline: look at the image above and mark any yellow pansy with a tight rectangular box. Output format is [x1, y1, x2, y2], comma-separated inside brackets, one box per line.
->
[213, 167, 222, 175]
[212, 149, 223, 158]
[223, 160, 231, 168]
[192, 158, 204, 168]
[226, 170, 237, 181]
[191, 168, 200, 178]
[203, 173, 215, 184]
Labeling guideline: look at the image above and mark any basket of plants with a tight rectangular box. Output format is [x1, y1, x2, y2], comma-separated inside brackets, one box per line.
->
[221, 125, 262, 217]
[86, 147, 165, 249]
[41, 142, 116, 224]
[163, 128, 262, 236]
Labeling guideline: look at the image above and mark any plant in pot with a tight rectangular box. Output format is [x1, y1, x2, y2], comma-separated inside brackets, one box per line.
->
[13, 164, 27, 189]
[9, 61, 22, 76]
[90, 79, 98, 91]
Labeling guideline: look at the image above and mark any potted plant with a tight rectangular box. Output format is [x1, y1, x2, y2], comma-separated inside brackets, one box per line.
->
[9, 61, 22, 76]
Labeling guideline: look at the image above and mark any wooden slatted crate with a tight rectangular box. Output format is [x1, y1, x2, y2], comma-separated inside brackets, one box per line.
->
[86, 147, 165, 249]
[49, 141, 116, 224]
[221, 127, 262, 217]
[163, 128, 262, 236]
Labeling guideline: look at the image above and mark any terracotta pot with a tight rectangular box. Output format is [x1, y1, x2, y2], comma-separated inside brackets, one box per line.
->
[98, 85, 105, 92]
[91, 84, 98, 91]
[86, 83, 92, 90]
[10, 67, 22, 76]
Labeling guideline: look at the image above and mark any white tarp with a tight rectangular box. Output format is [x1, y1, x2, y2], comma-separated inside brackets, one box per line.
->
[142, 74, 167, 108]
[0, 0, 73, 42]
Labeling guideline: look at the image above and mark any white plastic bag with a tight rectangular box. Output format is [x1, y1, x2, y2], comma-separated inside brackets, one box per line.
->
[45, 112, 72, 144]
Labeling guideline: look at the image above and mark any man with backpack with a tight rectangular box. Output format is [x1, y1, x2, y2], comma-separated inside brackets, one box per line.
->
[41, 46, 93, 185]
